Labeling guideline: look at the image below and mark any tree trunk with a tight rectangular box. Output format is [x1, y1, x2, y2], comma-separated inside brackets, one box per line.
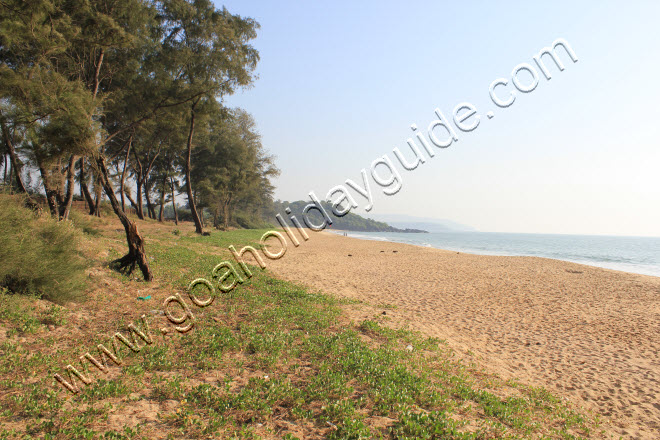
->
[59, 154, 76, 220]
[144, 180, 155, 219]
[56, 157, 66, 207]
[158, 175, 166, 222]
[38, 162, 59, 218]
[185, 101, 204, 234]
[223, 196, 232, 230]
[79, 159, 96, 215]
[119, 138, 131, 212]
[35, 154, 59, 217]
[170, 176, 178, 225]
[94, 176, 102, 217]
[96, 156, 153, 281]
[135, 172, 145, 219]
[1, 121, 28, 193]
[3, 154, 8, 186]
[194, 188, 204, 228]
[124, 188, 139, 214]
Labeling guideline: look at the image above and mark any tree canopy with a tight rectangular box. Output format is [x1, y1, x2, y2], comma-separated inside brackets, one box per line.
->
[0, 0, 278, 281]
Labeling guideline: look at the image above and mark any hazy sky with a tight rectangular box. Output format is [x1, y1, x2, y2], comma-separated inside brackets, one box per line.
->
[215, 0, 660, 237]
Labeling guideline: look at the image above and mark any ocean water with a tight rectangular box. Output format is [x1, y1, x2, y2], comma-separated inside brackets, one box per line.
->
[331, 230, 660, 277]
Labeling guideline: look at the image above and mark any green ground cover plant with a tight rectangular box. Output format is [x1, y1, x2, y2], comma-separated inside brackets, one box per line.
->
[0, 220, 601, 439]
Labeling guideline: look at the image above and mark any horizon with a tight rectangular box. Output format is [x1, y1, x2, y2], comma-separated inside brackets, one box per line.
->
[272, 201, 660, 238]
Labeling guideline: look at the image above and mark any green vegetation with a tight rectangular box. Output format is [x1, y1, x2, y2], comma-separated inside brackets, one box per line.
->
[0, 195, 86, 303]
[194, 109, 279, 230]
[0, 2, 601, 437]
[0, 0, 274, 280]
[0, 224, 599, 439]
[274, 200, 427, 233]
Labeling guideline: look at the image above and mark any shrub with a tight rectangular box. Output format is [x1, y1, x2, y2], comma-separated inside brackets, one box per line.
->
[176, 207, 194, 222]
[98, 201, 115, 217]
[232, 211, 273, 229]
[69, 210, 102, 236]
[0, 195, 87, 303]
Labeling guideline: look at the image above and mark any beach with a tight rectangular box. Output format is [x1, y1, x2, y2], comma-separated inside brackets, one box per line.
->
[265, 231, 660, 439]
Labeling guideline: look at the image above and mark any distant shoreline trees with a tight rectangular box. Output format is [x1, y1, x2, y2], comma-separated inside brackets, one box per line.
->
[274, 200, 427, 233]
[0, 0, 278, 281]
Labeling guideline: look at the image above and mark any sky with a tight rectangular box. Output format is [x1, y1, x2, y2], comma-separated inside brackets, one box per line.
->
[214, 0, 660, 237]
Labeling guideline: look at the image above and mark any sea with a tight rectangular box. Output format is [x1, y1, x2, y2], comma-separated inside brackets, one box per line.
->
[330, 230, 660, 277]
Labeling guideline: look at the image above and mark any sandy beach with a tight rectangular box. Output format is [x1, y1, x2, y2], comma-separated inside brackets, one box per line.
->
[264, 231, 660, 439]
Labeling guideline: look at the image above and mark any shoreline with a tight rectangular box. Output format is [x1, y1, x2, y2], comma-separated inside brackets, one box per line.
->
[264, 230, 660, 439]
[326, 228, 660, 278]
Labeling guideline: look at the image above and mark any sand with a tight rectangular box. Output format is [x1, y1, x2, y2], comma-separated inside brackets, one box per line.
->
[261, 231, 660, 439]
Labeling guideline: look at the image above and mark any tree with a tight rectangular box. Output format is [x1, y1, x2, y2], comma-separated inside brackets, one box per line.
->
[158, 0, 259, 233]
[0, 0, 156, 278]
[0, 0, 264, 281]
[194, 108, 278, 230]
[0, 110, 27, 193]
[0, 0, 99, 217]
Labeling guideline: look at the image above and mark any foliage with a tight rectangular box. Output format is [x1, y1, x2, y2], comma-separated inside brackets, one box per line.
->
[194, 109, 279, 230]
[0, 195, 86, 302]
[0, 0, 272, 280]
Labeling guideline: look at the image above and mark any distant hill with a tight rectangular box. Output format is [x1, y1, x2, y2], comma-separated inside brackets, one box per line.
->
[274, 200, 427, 233]
[370, 214, 477, 233]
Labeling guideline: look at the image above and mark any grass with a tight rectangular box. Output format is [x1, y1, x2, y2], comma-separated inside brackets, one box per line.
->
[0, 215, 603, 439]
[0, 289, 70, 337]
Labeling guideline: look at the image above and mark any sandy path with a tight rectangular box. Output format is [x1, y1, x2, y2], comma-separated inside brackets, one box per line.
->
[260, 231, 660, 439]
